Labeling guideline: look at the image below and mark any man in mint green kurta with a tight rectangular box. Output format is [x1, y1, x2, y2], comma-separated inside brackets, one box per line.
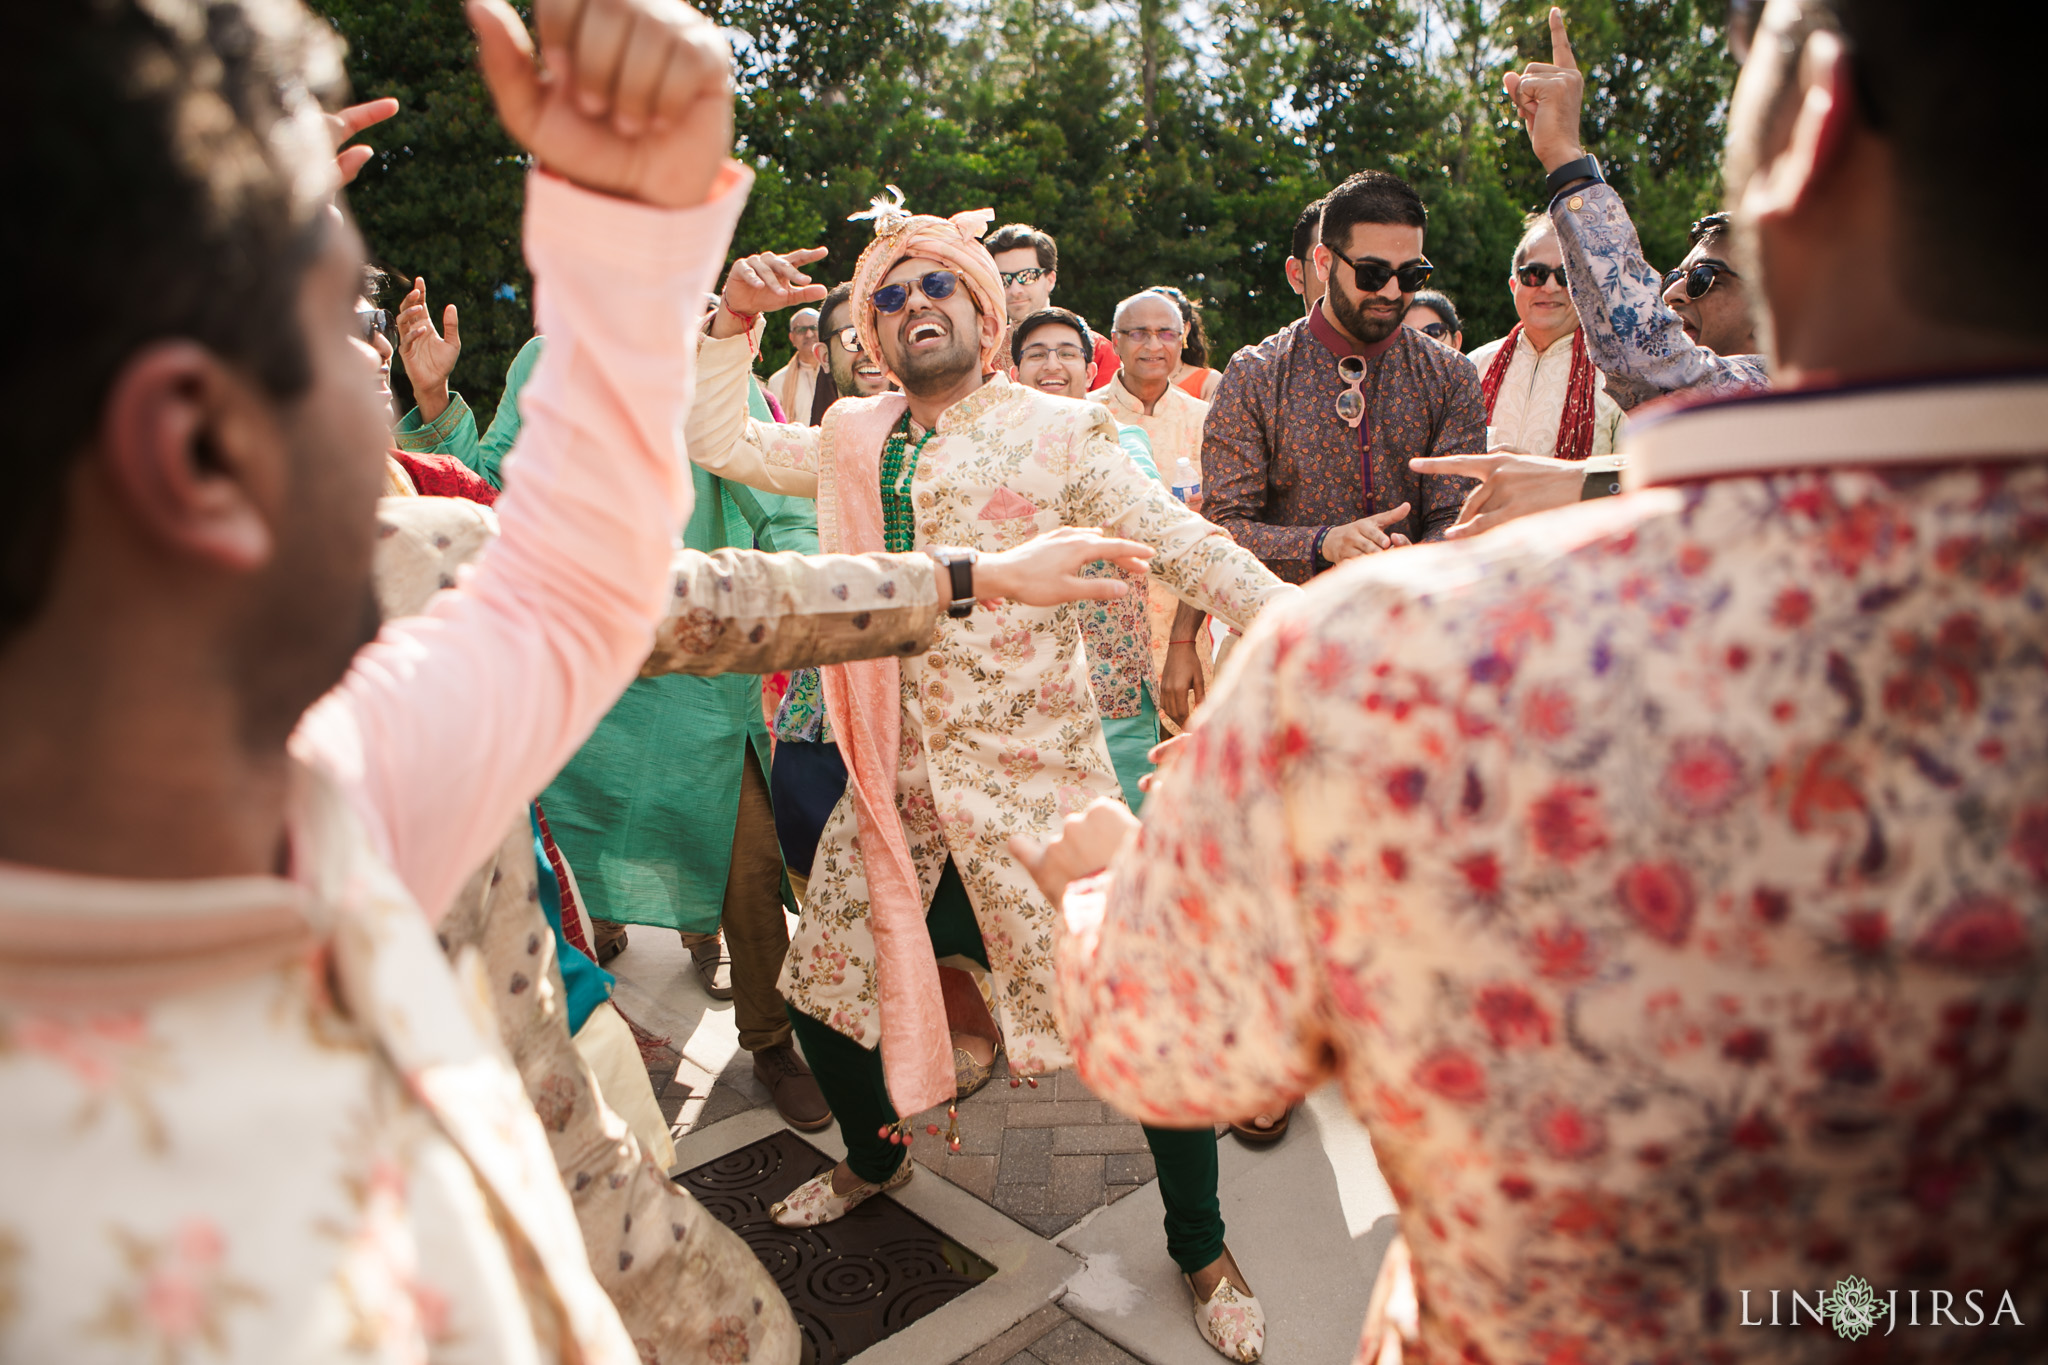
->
[395, 337, 831, 1130]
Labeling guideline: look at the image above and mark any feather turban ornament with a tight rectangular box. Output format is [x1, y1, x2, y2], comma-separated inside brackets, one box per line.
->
[848, 186, 1007, 376]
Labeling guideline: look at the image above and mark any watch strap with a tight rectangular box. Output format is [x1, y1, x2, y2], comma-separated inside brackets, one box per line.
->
[1545, 154, 1603, 201]
[928, 548, 979, 617]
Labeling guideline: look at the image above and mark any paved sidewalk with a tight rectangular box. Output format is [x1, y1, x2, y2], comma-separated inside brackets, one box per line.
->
[603, 924, 1394, 1365]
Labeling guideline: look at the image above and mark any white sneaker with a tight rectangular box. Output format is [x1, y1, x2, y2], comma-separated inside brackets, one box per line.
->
[769, 1159, 913, 1228]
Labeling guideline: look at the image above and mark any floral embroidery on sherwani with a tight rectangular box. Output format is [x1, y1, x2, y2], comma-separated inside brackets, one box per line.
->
[0, 766, 646, 1365]
[1059, 378, 2048, 1364]
[685, 347, 1292, 1082]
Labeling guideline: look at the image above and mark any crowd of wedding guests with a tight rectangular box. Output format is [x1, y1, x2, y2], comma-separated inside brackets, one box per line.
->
[2, 0, 2042, 1363]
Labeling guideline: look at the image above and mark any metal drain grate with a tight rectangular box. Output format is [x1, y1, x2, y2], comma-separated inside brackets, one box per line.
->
[677, 1129, 998, 1365]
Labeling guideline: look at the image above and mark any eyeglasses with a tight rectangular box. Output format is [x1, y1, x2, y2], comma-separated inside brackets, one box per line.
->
[1414, 321, 1449, 339]
[1113, 326, 1183, 346]
[792, 323, 818, 337]
[1019, 344, 1087, 364]
[1661, 260, 1735, 300]
[1335, 355, 1367, 429]
[999, 267, 1050, 288]
[354, 307, 390, 342]
[872, 270, 958, 315]
[829, 325, 865, 354]
[1330, 251, 1433, 293]
[1514, 262, 1568, 289]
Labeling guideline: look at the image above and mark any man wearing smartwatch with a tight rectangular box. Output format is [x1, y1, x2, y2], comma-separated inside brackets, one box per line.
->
[1409, 8, 1773, 539]
[1522, 11, 1770, 411]
[685, 204, 1290, 1360]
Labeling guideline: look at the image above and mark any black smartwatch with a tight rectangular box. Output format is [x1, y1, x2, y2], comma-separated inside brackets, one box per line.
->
[1545, 154, 1603, 202]
[928, 547, 980, 618]
[1580, 466, 1623, 501]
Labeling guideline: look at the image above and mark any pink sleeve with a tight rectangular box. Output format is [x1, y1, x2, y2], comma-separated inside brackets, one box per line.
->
[292, 165, 752, 921]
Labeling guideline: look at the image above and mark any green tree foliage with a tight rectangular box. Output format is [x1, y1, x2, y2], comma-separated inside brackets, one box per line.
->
[312, 0, 1735, 409]
[311, 0, 536, 421]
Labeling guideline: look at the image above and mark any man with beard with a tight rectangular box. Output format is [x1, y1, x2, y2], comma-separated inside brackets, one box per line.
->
[1201, 170, 1487, 586]
[686, 203, 1291, 1362]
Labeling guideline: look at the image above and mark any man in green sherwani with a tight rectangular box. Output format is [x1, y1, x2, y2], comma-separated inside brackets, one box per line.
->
[393, 277, 829, 1131]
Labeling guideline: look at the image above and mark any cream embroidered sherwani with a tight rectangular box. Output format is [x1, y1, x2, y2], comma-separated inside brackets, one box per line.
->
[1468, 328, 1624, 457]
[1090, 374, 1209, 480]
[685, 332, 1292, 1074]
[374, 495, 945, 1365]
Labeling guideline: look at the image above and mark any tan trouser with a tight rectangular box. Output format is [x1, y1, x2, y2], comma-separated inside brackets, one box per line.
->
[682, 749, 792, 1052]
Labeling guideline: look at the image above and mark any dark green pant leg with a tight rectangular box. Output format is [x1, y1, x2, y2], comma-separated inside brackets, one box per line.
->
[924, 860, 989, 968]
[1144, 1123, 1225, 1274]
[784, 861, 987, 1185]
[786, 1005, 905, 1185]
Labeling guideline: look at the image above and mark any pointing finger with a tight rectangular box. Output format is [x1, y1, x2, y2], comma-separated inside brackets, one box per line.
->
[1410, 454, 1504, 478]
[1550, 6, 1578, 72]
[1367, 500, 1414, 527]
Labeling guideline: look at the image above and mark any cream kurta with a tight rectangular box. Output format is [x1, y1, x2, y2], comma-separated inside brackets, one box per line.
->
[1468, 328, 1624, 458]
[686, 333, 1291, 1075]
[1089, 373, 1209, 481]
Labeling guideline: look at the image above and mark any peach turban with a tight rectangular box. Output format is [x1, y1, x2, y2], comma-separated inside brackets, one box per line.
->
[848, 186, 1006, 376]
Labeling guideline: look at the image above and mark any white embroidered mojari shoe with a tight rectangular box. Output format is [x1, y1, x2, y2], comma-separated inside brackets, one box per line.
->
[1187, 1273, 1265, 1362]
[769, 1160, 913, 1228]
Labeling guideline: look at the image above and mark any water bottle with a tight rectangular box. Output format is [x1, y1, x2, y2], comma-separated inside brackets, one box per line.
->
[1170, 457, 1202, 513]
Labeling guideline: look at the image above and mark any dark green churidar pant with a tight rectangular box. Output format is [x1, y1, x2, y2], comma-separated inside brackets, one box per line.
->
[786, 859, 1226, 1274]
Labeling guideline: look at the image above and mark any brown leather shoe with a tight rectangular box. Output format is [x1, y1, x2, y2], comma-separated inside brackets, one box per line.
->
[683, 931, 733, 1001]
[754, 1042, 831, 1132]
[591, 918, 629, 966]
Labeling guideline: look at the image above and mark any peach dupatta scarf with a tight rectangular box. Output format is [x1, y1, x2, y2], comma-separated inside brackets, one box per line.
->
[814, 393, 955, 1119]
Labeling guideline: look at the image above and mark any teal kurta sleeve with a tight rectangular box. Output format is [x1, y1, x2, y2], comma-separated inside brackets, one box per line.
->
[392, 335, 546, 491]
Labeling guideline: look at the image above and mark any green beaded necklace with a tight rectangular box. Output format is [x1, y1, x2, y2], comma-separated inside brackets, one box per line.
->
[878, 413, 938, 554]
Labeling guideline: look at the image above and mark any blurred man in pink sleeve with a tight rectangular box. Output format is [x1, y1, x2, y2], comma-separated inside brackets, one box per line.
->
[1025, 3, 2048, 1363]
[0, 0, 1147, 1361]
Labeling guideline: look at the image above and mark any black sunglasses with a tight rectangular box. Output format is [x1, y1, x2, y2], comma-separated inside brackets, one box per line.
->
[1414, 321, 1449, 339]
[998, 266, 1050, 287]
[1331, 251, 1433, 294]
[354, 307, 390, 342]
[1661, 261, 1735, 300]
[1514, 262, 1568, 289]
[829, 325, 865, 354]
[872, 270, 959, 315]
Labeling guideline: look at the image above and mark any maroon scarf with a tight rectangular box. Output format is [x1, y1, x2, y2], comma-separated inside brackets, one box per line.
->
[1480, 324, 1598, 462]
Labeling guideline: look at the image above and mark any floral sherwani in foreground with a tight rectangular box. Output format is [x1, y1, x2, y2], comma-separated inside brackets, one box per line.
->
[1059, 375, 2048, 1364]
[686, 333, 1291, 1078]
